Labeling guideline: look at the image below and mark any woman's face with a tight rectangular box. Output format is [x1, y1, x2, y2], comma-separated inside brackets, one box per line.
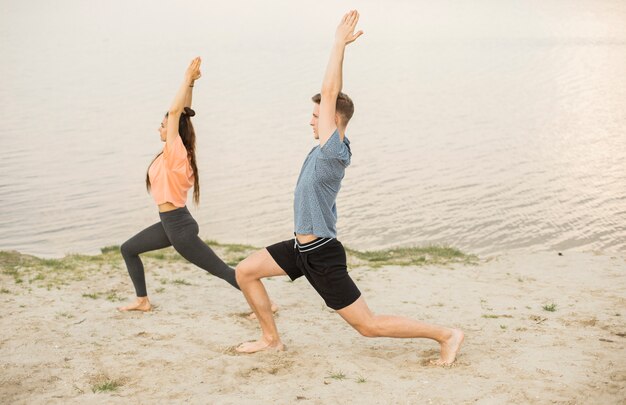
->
[158, 116, 168, 142]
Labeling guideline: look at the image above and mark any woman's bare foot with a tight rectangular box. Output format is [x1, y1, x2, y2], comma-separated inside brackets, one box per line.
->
[118, 297, 152, 312]
[430, 328, 464, 366]
[235, 337, 285, 354]
[247, 302, 279, 320]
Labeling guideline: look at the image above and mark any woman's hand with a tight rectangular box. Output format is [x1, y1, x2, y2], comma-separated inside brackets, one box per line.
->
[169, 57, 201, 118]
[185, 57, 202, 84]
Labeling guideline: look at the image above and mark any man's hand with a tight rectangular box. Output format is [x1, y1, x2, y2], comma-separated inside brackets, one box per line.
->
[335, 10, 363, 46]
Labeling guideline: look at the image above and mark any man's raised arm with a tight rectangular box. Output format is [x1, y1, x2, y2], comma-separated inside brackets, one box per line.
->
[318, 10, 363, 146]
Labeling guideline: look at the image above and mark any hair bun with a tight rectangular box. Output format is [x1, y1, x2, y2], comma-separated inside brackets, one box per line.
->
[183, 107, 196, 117]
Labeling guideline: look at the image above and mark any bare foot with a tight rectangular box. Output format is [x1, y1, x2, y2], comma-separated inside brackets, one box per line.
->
[235, 338, 285, 354]
[118, 297, 152, 312]
[247, 302, 279, 320]
[430, 328, 464, 366]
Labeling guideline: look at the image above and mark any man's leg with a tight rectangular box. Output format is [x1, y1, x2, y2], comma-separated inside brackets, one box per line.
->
[235, 248, 288, 353]
[336, 296, 464, 365]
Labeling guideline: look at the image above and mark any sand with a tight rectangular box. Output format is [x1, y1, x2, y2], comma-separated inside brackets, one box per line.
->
[1, 247, 624, 404]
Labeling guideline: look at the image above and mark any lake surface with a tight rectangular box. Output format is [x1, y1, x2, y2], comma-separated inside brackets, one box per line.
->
[1, 0, 625, 257]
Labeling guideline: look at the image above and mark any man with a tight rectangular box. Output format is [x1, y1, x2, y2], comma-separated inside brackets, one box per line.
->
[235, 10, 464, 366]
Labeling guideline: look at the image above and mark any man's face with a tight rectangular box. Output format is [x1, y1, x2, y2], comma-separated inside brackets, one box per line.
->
[309, 103, 320, 140]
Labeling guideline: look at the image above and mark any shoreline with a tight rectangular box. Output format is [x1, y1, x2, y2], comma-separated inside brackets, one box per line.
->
[1, 244, 624, 404]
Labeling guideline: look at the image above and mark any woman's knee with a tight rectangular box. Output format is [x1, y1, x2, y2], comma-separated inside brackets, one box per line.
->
[120, 240, 136, 259]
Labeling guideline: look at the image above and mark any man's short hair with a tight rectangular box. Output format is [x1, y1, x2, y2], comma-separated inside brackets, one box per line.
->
[312, 92, 355, 123]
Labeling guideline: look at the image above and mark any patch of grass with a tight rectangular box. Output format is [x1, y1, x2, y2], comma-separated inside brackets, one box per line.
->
[155, 287, 165, 293]
[145, 252, 166, 260]
[224, 243, 257, 253]
[500, 325, 507, 330]
[345, 245, 477, 268]
[82, 293, 99, 300]
[66, 254, 107, 264]
[172, 279, 191, 286]
[542, 303, 557, 312]
[0, 252, 30, 283]
[1, 249, 124, 288]
[226, 255, 247, 266]
[39, 258, 68, 269]
[204, 240, 258, 266]
[57, 312, 74, 319]
[0, 250, 37, 268]
[2, 268, 18, 278]
[91, 379, 121, 393]
[105, 291, 123, 302]
[205, 240, 258, 249]
[0, 288, 10, 294]
[1, 241, 474, 293]
[327, 371, 346, 380]
[159, 278, 168, 285]
[355, 375, 367, 383]
[100, 245, 120, 254]
[482, 314, 513, 319]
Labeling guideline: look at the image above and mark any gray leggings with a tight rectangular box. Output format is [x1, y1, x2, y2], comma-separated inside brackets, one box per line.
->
[120, 206, 239, 297]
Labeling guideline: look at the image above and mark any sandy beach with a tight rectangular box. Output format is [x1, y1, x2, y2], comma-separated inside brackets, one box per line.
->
[1, 244, 624, 404]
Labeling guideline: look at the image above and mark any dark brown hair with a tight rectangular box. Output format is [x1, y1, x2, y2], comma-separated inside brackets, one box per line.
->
[146, 107, 200, 205]
[311, 92, 355, 123]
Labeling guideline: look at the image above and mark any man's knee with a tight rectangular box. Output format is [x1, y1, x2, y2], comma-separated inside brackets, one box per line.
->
[354, 324, 380, 337]
[235, 258, 259, 284]
[353, 320, 380, 338]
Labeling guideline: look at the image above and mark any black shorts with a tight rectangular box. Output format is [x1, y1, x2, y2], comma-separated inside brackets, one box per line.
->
[266, 237, 361, 310]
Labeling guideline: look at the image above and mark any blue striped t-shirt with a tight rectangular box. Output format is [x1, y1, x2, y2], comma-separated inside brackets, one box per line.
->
[294, 129, 352, 238]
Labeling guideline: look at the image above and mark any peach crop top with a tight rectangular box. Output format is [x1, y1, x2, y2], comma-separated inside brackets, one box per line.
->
[148, 135, 194, 207]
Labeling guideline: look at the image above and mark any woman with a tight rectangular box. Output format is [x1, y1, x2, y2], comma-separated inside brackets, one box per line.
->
[118, 57, 239, 311]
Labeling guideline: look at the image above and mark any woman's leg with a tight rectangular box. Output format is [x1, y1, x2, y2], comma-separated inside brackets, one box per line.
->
[172, 231, 239, 289]
[119, 222, 172, 309]
[161, 210, 239, 289]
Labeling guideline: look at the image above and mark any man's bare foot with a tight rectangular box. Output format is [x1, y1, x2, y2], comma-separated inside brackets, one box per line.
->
[118, 297, 152, 312]
[430, 328, 464, 366]
[235, 337, 285, 354]
[247, 302, 279, 320]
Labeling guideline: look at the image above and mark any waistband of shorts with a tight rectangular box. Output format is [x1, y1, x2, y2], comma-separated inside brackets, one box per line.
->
[158, 206, 190, 217]
[294, 235, 335, 253]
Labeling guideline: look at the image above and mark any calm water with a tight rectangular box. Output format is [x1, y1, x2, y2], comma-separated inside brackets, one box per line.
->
[1, 0, 625, 257]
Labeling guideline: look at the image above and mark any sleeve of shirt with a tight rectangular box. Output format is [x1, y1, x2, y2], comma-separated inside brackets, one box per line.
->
[318, 129, 351, 167]
[316, 129, 351, 182]
[162, 135, 189, 171]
